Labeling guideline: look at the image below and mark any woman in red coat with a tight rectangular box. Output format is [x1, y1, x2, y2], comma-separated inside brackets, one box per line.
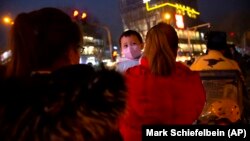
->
[119, 22, 206, 141]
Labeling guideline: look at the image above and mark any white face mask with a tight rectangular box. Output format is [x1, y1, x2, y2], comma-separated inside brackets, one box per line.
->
[122, 45, 141, 59]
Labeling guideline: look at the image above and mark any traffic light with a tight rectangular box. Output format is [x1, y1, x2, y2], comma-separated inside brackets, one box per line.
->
[229, 32, 235, 37]
[228, 32, 236, 43]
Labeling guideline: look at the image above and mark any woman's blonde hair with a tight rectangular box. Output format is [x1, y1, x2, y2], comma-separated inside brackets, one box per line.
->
[144, 22, 179, 76]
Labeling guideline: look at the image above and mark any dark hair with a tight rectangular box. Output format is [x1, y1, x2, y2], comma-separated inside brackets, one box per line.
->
[6, 7, 83, 78]
[119, 30, 143, 47]
[206, 31, 227, 50]
[0, 64, 127, 141]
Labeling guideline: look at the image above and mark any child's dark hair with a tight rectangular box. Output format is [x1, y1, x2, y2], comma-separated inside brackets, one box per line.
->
[119, 30, 143, 46]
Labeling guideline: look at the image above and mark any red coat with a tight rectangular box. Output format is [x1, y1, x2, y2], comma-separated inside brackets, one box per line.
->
[119, 58, 206, 141]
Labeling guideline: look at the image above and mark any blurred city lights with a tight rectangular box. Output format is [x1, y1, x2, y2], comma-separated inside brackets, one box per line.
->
[81, 12, 87, 19]
[2, 16, 14, 25]
[73, 10, 79, 17]
[164, 13, 171, 20]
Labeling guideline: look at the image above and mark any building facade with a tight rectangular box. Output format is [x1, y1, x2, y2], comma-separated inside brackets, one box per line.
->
[119, 0, 210, 62]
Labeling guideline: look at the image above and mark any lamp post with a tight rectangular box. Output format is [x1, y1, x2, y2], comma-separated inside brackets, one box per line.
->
[91, 23, 113, 60]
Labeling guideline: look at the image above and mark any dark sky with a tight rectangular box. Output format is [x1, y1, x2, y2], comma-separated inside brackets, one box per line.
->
[0, 0, 250, 49]
[0, 0, 123, 49]
[197, 0, 250, 26]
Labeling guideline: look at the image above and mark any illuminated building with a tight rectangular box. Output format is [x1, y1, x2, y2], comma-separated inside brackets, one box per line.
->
[119, 0, 210, 62]
[66, 8, 112, 65]
[79, 35, 105, 65]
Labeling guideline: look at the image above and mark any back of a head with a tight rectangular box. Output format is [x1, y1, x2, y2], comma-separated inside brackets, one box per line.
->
[206, 31, 227, 51]
[6, 7, 82, 77]
[144, 22, 179, 76]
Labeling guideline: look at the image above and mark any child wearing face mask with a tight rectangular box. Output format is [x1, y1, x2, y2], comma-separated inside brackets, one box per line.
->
[116, 30, 144, 73]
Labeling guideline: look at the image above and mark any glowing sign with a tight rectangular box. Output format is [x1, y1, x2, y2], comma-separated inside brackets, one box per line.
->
[143, 0, 151, 3]
[175, 14, 184, 29]
[144, 1, 200, 18]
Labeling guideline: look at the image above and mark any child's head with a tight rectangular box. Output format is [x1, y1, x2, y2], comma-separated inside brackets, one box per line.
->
[119, 30, 143, 59]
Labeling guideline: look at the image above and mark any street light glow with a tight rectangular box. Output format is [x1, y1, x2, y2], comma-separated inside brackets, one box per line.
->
[73, 10, 79, 17]
[81, 12, 87, 19]
[3, 16, 14, 25]
[3, 17, 10, 23]
[164, 13, 171, 20]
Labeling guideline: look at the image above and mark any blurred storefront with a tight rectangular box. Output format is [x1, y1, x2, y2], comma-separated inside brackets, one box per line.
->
[79, 35, 105, 66]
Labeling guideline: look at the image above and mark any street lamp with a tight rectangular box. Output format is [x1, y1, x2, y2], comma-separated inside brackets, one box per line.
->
[2, 16, 14, 25]
[163, 12, 171, 24]
[73, 10, 79, 17]
[91, 23, 113, 60]
[81, 12, 87, 19]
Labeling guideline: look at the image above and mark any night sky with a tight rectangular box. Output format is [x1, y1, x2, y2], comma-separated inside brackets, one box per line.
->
[197, 0, 250, 26]
[0, 0, 250, 50]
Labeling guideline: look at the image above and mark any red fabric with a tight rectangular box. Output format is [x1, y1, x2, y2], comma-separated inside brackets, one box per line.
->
[119, 57, 206, 141]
